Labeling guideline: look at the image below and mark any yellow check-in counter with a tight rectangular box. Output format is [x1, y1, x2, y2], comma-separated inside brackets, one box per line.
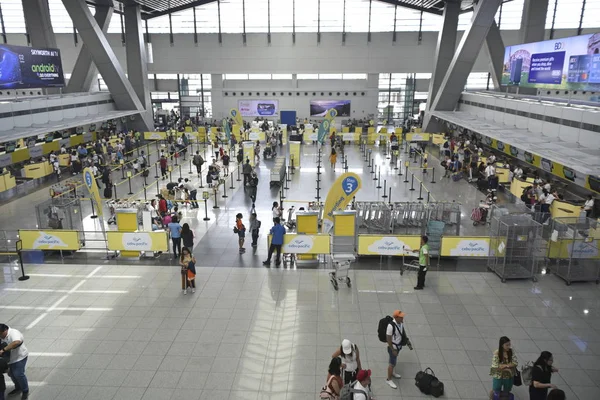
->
[342, 127, 350, 133]
[0, 172, 16, 192]
[510, 177, 531, 198]
[58, 154, 71, 167]
[496, 167, 511, 184]
[550, 200, 581, 218]
[24, 161, 53, 179]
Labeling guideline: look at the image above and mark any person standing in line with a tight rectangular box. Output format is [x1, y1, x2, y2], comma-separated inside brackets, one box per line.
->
[489, 336, 518, 400]
[235, 213, 246, 253]
[222, 151, 230, 176]
[331, 339, 362, 384]
[168, 215, 182, 259]
[329, 147, 337, 169]
[181, 223, 195, 250]
[272, 201, 283, 223]
[242, 159, 252, 186]
[0, 324, 29, 399]
[179, 247, 196, 295]
[249, 213, 261, 248]
[193, 151, 204, 176]
[263, 217, 285, 267]
[410, 235, 429, 290]
[159, 154, 168, 180]
[530, 351, 559, 400]
[385, 310, 409, 389]
[582, 195, 594, 218]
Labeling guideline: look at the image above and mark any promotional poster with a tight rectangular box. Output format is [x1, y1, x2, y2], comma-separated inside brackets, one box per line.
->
[238, 100, 278, 117]
[502, 32, 600, 90]
[310, 100, 351, 117]
[0, 44, 65, 89]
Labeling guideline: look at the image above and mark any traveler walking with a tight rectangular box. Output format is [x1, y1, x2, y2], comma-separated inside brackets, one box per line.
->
[159, 155, 168, 179]
[179, 247, 196, 295]
[181, 223, 195, 250]
[0, 324, 29, 399]
[193, 151, 204, 175]
[272, 201, 283, 223]
[235, 213, 246, 253]
[530, 351, 559, 400]
[168, 215, 182, 259]
[243, 159, 252, 186]
[331, 339, 362, 384]
[385, 310, 409, 389]
[249, 213, 261, 248]
[489, 336, 518, 400]
[330, 148, 337, 169]
[263, 217, 285, 267]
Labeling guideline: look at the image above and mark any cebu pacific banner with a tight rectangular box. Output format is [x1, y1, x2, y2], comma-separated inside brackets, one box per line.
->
[322, 172, 361, 233]
[0, 44, 65, 89]
[317, 108, 338, 144]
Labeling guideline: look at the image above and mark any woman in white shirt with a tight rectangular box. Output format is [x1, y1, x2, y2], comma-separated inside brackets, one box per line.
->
[331, 339, 362, 384]
[583, 195, 594, 218]
[272, 201, 283, 223]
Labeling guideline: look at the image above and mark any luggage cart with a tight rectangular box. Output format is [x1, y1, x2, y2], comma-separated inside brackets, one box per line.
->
[330, 254, 353, 290]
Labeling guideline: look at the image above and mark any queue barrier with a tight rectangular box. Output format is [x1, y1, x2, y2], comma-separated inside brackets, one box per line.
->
[18, 229, 81, 251]
[107, 231, 169, 252]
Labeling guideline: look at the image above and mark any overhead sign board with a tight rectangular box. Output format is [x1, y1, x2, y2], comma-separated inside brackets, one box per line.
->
[0, 44, 65, 89]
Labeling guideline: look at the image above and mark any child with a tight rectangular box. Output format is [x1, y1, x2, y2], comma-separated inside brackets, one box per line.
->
[329, 148, 337, 169]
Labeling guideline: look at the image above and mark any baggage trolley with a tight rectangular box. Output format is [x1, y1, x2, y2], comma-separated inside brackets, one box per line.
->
[400, 259, 420, 276]
[330, 253, 354, 290]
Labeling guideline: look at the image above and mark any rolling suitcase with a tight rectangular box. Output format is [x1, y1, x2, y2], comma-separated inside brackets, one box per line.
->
[104, 186, 113, 199]
[492, 391, 514, 400]
[451, 172, 463, 182]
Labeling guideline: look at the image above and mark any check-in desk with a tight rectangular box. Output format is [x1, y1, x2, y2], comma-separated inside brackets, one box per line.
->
[0, 171, 16, 192]
[58, 154, 71, 167]
[24, 161, 53, 179]
[550, 199, 581, 219]
[510, 178, 530, 198]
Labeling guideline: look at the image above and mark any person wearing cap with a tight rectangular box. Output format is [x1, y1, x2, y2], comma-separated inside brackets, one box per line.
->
[386, 310, 409, 389]
[331, 339, 362, 384]
[353, 369, 373, 400]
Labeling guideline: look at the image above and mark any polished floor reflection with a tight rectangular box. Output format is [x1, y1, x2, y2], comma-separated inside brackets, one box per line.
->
[1, 263, 599, 400]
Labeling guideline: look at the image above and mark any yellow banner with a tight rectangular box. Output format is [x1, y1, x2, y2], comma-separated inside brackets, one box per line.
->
[230, 108, 244, 127]
[322, 172, 362, 233]
[107, 231, 169, 252]
[441, 236, 494, 257]
[83, 167, 103, 217]
[547, 238, 600, 259]
[276, 234, 330, 254]
[248, 130, 266, 142]
[242, 141, 255, 167]
[19, 230, 80, 251]
[358, 235, 421, 256]
[289, 141, 301, 168]
[432, 134, 445, 145]
[144, 131, 166, 140]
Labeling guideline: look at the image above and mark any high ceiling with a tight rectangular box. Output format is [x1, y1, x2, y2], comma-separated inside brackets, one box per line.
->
[86, 0, 484, 19]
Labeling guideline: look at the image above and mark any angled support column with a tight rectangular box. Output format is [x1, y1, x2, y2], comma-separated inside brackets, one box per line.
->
[424, 0, 502, 130]
[485, 20, 505, 90]
[427, 0, 460, 111]
[124, 3, 153, 131]
[520, 0, 549, 44]
[22, 0, 57, 48]
[66, 5, 114, 93]
[62, 0, 149, 130]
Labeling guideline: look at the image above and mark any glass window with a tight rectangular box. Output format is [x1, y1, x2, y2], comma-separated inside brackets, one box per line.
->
[196, 3, 220, 33]
[345, 0, 370, 32]
[220, 0, 244, 33]
[319, 74, 343, 79]
[582, 0, 600, 28]
[171, 8, 195, 33]
[272, 74, 293, 79]
[107, 6, 123, 34]
[202, 74, 212, 90]
[224, 74, 249, 80]
[395, 9, 422, 32]
[1, 0, 27, 33]
[297, 74, 319, 79]
[295, 0, 319, 32]
[270, 0, 294, 32]
[370, 1, 395, 32]
[496, 0, 523, 30]
[457, 11, 473, 30]
[320, 0, 344, 32]
[342, 74, 367, 79]
[379, 73, 391, 89]
[147, 14, 171, 33]
[551, 0, 584, 29]
[465, 72, 489, 90]
[414, 92, 428, 100]
[245, 0, 270, 33]
[249, 74, 273, 79]
[415, 73, 432, 79]
[155, 74, 178, 79]
[421, 12, 443, 31]
[48, 0, 73, 33]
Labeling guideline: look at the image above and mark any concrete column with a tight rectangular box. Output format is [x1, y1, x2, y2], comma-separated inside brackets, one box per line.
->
[427, 0, 460, 111]
[424, 0, 502, 130]
[62, 0, 151, 130]
[520, 0, 549, 44]
[485, 20, 505, 90]
[66, 5, 113, 93]
[22, 0, 57, 48]
[124, 3, 153, 130]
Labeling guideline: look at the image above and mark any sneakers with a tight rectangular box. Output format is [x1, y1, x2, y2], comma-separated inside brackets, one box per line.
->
[9, 389, 22, 395]
[262, 260, 270, 266]
[393, 372, 402, 378]
[192, 288, 196, 293]
[386, 379, 398, 389]
[183, 289, 187, 295]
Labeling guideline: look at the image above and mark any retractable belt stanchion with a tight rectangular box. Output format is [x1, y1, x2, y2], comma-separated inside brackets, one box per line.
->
[203, 197, 210, 221]
[403, 162, 409, 182]
[121, 163, 126, 180]
[237, 164, 242, 181]
[229, 172, 235, 190]
[90, 199, 98, 219]
[178, 165, 182, 179]
[127, 175, 133, 195]
[213, 190, 220, 209]
[382, 180, 388, 198]
[430, 167, 436, 184]
[417, 181, 424, 200]
[154, 163, 159, 179]
[189, 159, 193, 175]
[222, 180, 228, 198]
[370, 159, 375, 174]
[143, 185, 147, 201]
[409, 172, 415, 191]
[388, 187, 392, 204]
[156, 180, 160, 196]
[114, 184, 118, 200]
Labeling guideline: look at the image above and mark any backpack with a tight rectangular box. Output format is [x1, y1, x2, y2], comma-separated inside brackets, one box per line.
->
[377, 316, 395, 343]
[415, 367, 444, 397]
[339, 382, 368, 400]
[521, 362, 533, 386]
[520, 187, 532, 203]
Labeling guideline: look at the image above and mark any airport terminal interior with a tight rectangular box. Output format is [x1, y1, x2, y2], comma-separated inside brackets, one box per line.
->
[1, 0, 600, 399]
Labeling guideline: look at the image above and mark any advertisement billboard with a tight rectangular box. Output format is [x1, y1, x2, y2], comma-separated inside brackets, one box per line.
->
[310, 100, 351, 117]
[238, 100, 279, 117]
[0, 44, 65, 89]
[502, 32, 600, 90]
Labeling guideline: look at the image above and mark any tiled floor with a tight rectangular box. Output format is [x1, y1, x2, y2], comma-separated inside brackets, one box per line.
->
[1, 263, 600, 399]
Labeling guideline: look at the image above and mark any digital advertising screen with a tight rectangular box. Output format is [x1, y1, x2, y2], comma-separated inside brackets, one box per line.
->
[310, 100, 351, 117]
[502, 32, 600, 90]
[0, 44, 65, 89]
[238, 100, 279, 117]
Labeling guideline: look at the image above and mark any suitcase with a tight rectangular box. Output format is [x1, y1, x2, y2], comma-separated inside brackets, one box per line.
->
[476, 177, 488, 191]
[104, 186, 112, 199]
[492, 391, 514, 400]
[142, 169, 149, 178]
[451, 172, 463, 182]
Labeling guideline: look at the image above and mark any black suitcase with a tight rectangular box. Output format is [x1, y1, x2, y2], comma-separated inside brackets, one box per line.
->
[476, 177, 488, 192]
[104, 186, 113, 199]
[142, 169, 149, 178]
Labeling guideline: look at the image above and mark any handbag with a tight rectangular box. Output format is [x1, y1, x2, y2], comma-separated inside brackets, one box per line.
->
[513, 369, 522, 386]
[319, 375, 337, 399]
